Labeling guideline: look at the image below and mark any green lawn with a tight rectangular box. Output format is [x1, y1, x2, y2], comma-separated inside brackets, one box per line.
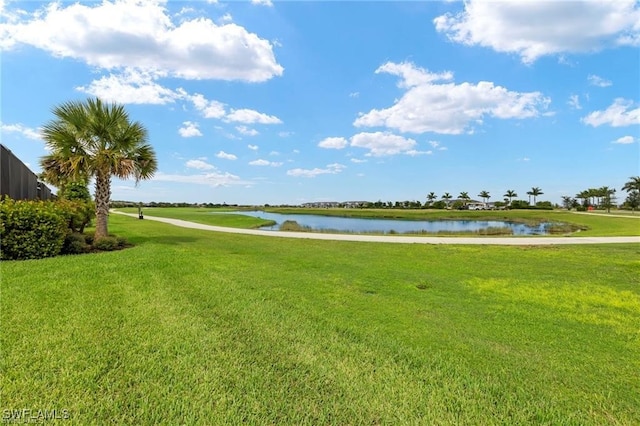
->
[2, 214, 639, 424]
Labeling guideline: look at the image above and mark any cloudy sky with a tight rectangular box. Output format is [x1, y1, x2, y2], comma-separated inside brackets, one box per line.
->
[1, 0, 639, 205]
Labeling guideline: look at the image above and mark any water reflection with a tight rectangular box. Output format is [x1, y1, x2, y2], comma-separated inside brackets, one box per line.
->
[223, 211, 553, 236]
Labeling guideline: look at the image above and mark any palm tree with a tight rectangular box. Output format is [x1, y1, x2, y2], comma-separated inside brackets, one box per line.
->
[458, 191, 470, 204]
[441, 192, 452, 207]
[599, 186, 616, 212]
[478, 190, 490, 204]
[576, 190, 590, 208]
[528, 187, 543, 205]
[40, 97, 158, 240]
[427, 192, 437, 206]
[503, 190, 517, 206]
[622, 176, 640, 193]
[622, 176, 640, 213]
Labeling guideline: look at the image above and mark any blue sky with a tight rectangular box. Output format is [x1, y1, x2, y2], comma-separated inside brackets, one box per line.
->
[1, 0, 639, 205]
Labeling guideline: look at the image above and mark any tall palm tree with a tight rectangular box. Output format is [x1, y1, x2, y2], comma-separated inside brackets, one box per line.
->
[442, 192, 452, 207]
[622, 176, 640, 193]
[40, 98, 158, 240]
[458, 191, 470, 204]
[622, 177, 640, 213]
[427, 192, 437, 206]
[576, 190, 590, 207]
[478, 190, 490, 204]
[529, 187, 543, 205]
[503, 189, 517, 206]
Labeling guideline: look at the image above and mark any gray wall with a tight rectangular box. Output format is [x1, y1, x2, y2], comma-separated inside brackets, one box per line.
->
[0, 144, 54, 200]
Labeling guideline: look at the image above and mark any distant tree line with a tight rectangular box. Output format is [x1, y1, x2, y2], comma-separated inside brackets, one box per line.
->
[110, 178, 640, 212]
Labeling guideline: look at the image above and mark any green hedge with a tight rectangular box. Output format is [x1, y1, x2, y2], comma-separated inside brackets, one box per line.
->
[1, 198, 69, 260]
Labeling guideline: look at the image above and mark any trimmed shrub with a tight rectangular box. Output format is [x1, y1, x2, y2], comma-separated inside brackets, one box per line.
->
[116, 236, 129, 248]
[0, 198, 68, 260]
[56, 199, 94, 233]
[61, 232, 91, 255]
[93, 236, 120, 251]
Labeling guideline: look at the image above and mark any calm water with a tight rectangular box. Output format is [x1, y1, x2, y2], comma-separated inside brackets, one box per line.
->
[224, 211, 553, 235]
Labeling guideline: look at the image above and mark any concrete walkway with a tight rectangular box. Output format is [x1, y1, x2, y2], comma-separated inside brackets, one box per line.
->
[112, 210, 640, 246]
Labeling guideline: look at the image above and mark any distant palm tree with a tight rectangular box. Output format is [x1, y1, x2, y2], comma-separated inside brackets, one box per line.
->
[478, 191, 490, 203]
[459, 192, 470, 204]
[41, 97, 158, 239]
[561, 196, 574, 210]
[427, 192, 437, 206]
[576, 190, 590, 207]
[599, 186, 616, 212]
[622, 176, 640, 193]
[622, 177, 640, 213]
[503, 190, 517, 206]
[442, 192, 452, 207]
[528, 187, 543, 205]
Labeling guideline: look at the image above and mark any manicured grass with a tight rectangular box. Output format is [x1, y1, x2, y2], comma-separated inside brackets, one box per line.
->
[2, 214, 639, 424]
[118, 207, 275, 228]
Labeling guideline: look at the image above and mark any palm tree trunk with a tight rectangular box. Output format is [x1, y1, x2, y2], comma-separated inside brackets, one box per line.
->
[94, 170, 111, 239]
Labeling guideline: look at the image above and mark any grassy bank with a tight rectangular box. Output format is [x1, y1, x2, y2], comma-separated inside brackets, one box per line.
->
[2, 214, 639, 424]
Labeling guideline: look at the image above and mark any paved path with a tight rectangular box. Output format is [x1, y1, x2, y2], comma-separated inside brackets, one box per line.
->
[112, 210, 640, 246]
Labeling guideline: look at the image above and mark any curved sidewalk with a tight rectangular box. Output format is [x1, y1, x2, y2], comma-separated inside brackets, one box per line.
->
[112, 211, 640, 246]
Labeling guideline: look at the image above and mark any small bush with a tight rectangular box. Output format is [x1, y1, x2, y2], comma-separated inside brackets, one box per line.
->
[0, 198, 68, 260]
[56, 199, 94, 233]
[61, 232, 91, 255]
[116, 236, 129, 248]
[93, 236, 120, 251]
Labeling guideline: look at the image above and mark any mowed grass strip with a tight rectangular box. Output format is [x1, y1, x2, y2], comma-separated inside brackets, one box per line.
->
[118, 207, 275, 229]
[2, 214, 639, 424]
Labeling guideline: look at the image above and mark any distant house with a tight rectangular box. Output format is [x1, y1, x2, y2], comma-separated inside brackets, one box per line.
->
[301, 201, 368, 208]
[0, 144, 54, 200]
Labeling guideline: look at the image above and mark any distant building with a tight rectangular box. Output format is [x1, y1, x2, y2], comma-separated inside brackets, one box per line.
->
[0, 144, 54, 200]
[302, 201, 368, 208]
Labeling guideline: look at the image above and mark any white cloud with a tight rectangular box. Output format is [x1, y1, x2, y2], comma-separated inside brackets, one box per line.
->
[349, 92, 360, 98]
[247, 144, 259, 151]
[225, 109, 282, 124]
[278, 131, 293, 137]
[178, 121, 202, 137]
[350, 132, 418, 157]
[350, 158, 367, 163]
[1, 0, 283, 82]
[582, 98, 640, 127]
[318, 136, 348, 149]
[287, 163, 346, 178]
[567, 95, 582, 110]
[428, 141, 447, 151]
[251, 0, 273, 7]
[612, 135, 636, 144]
[186, 159, 215, 170]
[249, 159, 282, 167]
[216, 151, 237, 160]
[153, 171, 249, 187]
[354, 62, 549, 135]
[184, 91, 226, 119]
[236, 125, 259, 136]
[588, 74, 612, 87]
[77, 69, 179, 104]
[433, 0, 640, 64]
[0, 122, 41, 140]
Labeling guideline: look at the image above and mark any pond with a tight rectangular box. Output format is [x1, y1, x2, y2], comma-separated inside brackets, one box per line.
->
[223, 211, 556, 236]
